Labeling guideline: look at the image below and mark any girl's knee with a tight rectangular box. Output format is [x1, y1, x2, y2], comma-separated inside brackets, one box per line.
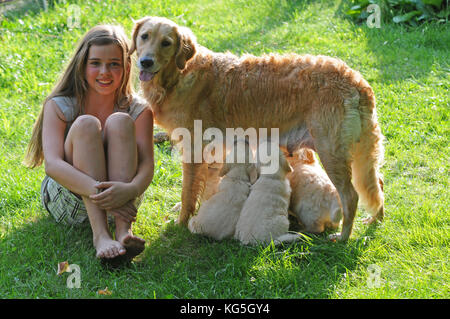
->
[105, 112, 135, 137]
[70, 115, 102, 138]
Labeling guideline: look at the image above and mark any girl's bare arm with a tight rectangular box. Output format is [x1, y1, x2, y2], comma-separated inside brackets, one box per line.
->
[42, 100, 99, 197]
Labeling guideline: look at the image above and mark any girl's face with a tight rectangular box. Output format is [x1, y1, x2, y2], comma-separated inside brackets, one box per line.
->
[85, 44, 124, 97]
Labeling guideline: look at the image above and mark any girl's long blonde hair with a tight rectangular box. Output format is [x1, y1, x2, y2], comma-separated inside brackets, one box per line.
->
[24, 24, 134, 168]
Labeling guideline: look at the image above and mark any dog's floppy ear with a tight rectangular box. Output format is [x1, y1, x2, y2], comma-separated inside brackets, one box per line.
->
[175, 26, 197, 70]
[129, 17, 150, 56]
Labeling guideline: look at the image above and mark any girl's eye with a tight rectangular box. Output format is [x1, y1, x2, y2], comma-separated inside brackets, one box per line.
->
[90, 61, 100, 66]
[161, 40, 171, 47]
[110, 62, 121, 67]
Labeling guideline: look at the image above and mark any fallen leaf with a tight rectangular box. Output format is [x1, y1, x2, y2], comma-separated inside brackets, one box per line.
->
[98, 287, 112, 295]
[57, 261, 69, 275]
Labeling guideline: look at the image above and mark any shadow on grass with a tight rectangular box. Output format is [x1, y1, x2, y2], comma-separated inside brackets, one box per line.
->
[0, 215, 100, 298]
[135, 221, 379, 298]
[1, 209, 381, 298]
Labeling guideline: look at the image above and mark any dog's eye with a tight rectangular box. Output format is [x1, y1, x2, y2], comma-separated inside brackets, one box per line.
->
[141, 34, 148, 40]
[161, 40, 171, 47]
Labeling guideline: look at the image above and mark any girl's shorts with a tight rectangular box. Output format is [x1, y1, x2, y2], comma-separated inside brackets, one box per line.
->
[41, 175, 143, 226]
[41, 175, 88, 225]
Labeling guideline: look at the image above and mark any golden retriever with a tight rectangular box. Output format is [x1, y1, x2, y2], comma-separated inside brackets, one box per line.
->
[286, 148, 342, 234]
[130, 16, 385, 241]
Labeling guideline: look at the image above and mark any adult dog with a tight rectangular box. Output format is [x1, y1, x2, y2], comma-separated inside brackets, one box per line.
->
[130, 16, 385, 241]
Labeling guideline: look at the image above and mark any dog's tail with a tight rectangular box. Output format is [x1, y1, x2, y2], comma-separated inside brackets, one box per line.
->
[351, 83, 385, 222]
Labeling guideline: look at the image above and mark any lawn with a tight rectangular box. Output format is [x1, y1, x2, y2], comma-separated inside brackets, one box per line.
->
[0, 0, 448, 299]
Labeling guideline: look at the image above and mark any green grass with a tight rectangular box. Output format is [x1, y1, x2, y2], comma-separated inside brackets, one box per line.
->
[0, 0, 449, 298]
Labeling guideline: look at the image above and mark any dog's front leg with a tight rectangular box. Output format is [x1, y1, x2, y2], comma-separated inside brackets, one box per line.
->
[178, 162, 208, 225]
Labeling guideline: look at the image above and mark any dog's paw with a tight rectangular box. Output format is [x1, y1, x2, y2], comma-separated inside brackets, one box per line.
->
[328, 233, 342, 242]
[171, 202, 182, 212]
[328, 232, 351, 242]
[362, 216, 375, 225]
[362, 216, 382, 225]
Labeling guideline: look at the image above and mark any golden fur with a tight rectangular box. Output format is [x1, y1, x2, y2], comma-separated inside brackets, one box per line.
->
[130, 16, 385, 241]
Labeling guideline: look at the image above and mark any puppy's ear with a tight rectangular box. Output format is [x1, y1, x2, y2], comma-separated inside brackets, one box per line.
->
[298, 148, 316, 164]
[175, 26, 197, 70]
[247, 164, 258, 184]
[219, 163, 231, 177]
[129, 17, 150, 56]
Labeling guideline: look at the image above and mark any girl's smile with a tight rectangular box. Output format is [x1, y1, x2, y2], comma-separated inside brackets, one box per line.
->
[97, 79, 113, 87]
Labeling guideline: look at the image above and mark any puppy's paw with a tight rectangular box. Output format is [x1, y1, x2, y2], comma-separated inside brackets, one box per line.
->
[187, 217, 197, 234]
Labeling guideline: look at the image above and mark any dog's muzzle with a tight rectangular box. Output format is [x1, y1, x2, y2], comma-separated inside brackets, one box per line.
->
[138, 57, 159, 81]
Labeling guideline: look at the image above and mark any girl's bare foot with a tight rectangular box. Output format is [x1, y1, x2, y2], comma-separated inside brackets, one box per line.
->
[116, 233, 146, 261]
[94, 236, 126, 259]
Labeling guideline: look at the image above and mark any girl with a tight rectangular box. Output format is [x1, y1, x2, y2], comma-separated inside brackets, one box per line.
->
[25, 25, 154, 266]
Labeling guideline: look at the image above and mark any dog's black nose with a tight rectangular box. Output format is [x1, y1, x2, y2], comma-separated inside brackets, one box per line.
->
[140, 57, 154, 69]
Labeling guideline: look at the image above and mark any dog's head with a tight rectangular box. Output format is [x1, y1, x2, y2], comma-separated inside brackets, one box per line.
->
[129, 16, 197, 82]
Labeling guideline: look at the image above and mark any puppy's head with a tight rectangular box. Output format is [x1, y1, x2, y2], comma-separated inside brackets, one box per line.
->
[286, 148, 317, 168]
[297, 148, 316, 164]
[257, 142, 292, 177]
[129, 16, 197, 82]
[219, 139, 257, 182]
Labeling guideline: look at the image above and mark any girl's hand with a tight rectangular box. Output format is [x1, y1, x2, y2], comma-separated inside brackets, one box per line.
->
[89, 181, 138, 210]
[107, 201, 137, 223]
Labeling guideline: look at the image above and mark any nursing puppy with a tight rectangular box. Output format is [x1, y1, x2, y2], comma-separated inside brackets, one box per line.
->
[235, 144, 300, 245]
[188, 140, 257, 240]
[287, 148, 342, 234]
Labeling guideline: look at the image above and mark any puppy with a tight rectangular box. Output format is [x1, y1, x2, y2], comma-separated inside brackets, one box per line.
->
[188, 139, 257, 240]
[287, 148, 343, 234]
[235, 143, 300, 245]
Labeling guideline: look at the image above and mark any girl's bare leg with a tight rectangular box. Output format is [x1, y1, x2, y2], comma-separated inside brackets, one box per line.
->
[104, 113, 145, 259]
[64, 115, 126, 259]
